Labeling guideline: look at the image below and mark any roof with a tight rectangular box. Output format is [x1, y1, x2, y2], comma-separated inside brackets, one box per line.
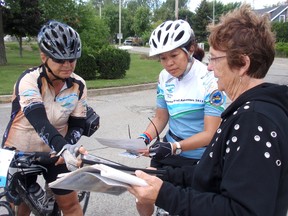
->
[254, 4, 288, 21]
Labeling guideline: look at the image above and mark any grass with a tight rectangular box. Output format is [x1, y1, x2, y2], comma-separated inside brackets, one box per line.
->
[0, 42, 162, 95]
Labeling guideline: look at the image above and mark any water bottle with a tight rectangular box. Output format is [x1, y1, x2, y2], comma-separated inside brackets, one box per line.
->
[28, 183, 53, 214]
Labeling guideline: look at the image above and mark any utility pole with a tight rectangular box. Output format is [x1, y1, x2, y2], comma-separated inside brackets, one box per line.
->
[119, 0, 122, 45]
[212, 0, 215, 25]
[175, 0, 179, 20]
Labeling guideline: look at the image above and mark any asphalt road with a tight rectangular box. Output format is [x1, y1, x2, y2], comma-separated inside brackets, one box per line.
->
[0, 56, 287, 215]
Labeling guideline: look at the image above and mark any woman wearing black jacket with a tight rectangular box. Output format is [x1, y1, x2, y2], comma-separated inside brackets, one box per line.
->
[128, 5, 288, 216]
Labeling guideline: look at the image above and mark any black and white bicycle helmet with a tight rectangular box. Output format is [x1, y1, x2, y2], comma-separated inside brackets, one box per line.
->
[149, 19, 195, 56]
[37, 20, 81, 60]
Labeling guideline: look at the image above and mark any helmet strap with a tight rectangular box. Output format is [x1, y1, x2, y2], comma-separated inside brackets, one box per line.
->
[44, 59, 66, 82]
[177, 48, 194, 81]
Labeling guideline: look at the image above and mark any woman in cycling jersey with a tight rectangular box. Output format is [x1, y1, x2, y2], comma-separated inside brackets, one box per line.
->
[2, 21, 87, 216]
[138, 19, 226, 169]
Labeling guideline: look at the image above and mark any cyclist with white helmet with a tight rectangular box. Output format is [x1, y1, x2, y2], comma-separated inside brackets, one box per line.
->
[139, 19, 226, 169]
[2, 20, 88, 216]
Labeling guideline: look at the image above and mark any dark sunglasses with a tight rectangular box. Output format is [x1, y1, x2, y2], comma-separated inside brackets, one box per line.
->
[51, 58, 76, 64]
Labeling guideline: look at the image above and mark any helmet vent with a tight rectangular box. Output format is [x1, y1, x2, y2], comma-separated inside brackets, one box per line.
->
[152, 39, 157, 48]
[163, 34, 169, 46]
[56, 41, 65, 54]
[44, 32, 51, 41]
[70, 40, 75, 53]
[63, 34, 68, 47]
[157, 30, 162, 42]
[51, 30, 58, 38]
[174, 23, 180, 30]
[68, 28, 74, 37]
[58, 25, 64, 33]
[175, 30, 185, 42]
[166, 23, 172, 31]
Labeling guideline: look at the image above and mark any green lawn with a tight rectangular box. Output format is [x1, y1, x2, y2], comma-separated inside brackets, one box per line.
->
[0, 44, 162, 95]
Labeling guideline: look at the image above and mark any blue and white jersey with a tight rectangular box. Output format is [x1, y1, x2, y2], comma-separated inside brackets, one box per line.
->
[157, 59, 226, 159]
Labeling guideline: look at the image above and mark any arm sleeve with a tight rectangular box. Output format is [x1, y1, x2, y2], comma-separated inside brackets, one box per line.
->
[24, 102, 67, 152]
[65, 116, 85, 144]
[65, 78, 87, 144]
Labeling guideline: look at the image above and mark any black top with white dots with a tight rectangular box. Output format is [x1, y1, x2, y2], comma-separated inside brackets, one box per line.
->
[157, 83, 288, 216]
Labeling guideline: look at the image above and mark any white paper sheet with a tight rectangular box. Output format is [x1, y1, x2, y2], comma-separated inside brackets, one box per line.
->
[49, 164, 148, 195]
[95, 137, 147, 151]
[96, 164, 148, 187]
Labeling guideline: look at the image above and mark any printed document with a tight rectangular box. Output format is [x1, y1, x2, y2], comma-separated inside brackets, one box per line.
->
[49, 164, 147, 195]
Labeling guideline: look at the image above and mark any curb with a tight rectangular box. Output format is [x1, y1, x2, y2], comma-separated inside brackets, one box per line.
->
[0, 83, 157, 104]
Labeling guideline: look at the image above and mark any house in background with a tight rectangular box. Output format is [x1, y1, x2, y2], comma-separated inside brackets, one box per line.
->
[254, 4, 288, 22]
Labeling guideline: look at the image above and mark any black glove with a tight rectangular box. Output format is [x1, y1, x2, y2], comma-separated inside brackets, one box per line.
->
[57, 144, 81, 171]
[149, 141, 173, 160]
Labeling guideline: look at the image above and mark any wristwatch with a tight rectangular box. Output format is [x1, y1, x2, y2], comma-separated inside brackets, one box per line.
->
[174, 142, 182, 155]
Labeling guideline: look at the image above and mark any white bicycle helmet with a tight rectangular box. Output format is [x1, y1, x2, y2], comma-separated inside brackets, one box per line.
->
[37, 20, 81, 60]
[149, 19, 195, 56]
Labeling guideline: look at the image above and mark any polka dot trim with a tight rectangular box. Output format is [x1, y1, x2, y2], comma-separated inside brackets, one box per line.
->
[271, 131, 277, 138]
[264, 152, 270, 158]
[254, 135, 260, 142]
[276, 160, 281, 166]
[234, 124, 240, 130]
[226, 148, 230, 153]
[258, 126, 263, 132]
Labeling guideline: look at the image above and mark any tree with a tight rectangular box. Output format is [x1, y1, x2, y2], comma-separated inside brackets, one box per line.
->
[76, 2, 110, 49]
[0, 1, 7, 65]
[132, 7, 151, 36]
[3, 0, 44, 57]
[102, 4, 120, 41]
[193, 0, 211, 42]
[178, 8, 194, 23]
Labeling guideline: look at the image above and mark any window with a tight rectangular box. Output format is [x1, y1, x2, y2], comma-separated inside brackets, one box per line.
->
[279, 15, 286, 22]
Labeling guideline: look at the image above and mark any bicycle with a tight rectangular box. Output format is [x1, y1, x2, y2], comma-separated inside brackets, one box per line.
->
[0, 150, 90, 216]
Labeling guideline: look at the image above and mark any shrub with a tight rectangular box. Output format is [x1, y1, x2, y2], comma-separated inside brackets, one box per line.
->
[275, 42, 288, 57]
[96, 47, 131, 79]
[272, 22, 288, 43]
[75, 48, 98, 80]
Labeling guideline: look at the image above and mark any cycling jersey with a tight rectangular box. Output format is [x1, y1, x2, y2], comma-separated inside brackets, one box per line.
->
[157, 59, 226, 159]
[2, 65, 87, 152]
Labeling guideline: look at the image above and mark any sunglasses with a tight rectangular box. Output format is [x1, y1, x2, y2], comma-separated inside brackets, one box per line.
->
[51, 58, 76, 64]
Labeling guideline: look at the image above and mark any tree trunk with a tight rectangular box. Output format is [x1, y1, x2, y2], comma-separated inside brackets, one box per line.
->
[19, 36, 23, 58]
[0, 6, 7, 65]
